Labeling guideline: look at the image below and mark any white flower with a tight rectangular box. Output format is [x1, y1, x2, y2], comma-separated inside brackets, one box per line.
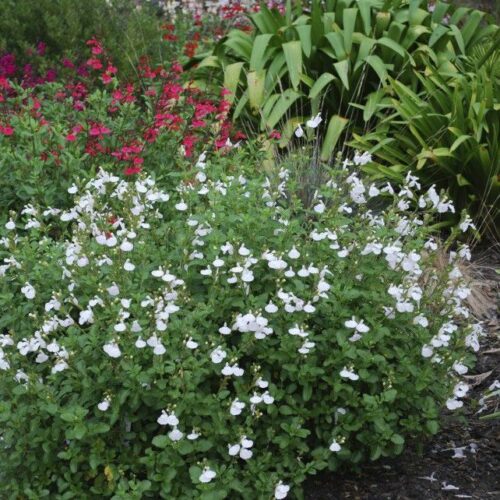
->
[421, 345, 433, 358]
[107, 283, 120, 297]
[459, 215, 476, 233]
[210, 347, 227, 364]
[169, 427, 184, 441]
[103, 342, 121, 358]
[306, 113, 322, 129]
[453, 361, 468, 375]
[274, 481, 290, 499]
[238, 244, 250, 256]
[175, 200, 188, 211]
[256, 377, 268, 388]
[5, 219, 15, 230]
[340, 367, 359, 381]
[120, 240, 133, 252]
[313, 201, 326, 214]
[353, 151, 372, 166]
[187, 430, 200, 440]
[446, 398, 463, 411]
[329, 439, 342, 452]
[185, 337, 198, 349]
[51, 360, 68, 373]
[79, 309, 94, 325]
[268, 258, 287, 270]
[21, 283, 36, 300]
[157, 410, 179, 426]
[287, 246, 300, 259]
[135, 337, 146, 348]
[98, 399, 110, 411]
[344, 316, 370, 333]
[153, 343, 166, 355]
[265, 302, 278, 314]
[230, 398, 245, 416]
[219, 323, 232, 335]
[199, 466, 216, 483]
[294, 124, 304, 138]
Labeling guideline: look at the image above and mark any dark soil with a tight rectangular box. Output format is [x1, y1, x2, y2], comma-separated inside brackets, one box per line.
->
[305, 250, 500, 500]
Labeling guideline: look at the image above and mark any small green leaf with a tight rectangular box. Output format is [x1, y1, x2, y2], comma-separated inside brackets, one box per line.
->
[152, 435, 169, 449]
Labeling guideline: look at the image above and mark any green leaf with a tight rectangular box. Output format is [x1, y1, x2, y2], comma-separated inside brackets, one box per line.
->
[342, 8, 358, 54]
[364, 55, 389, 83]
[333, 60, 350, 90]
[320, 115, 348, 161]
[247, 70, 266, 112]
[249, 34, 274, 71]
[152, 435, 169, 449]
[295, 25, 313, 58]
[223, 63, 244, 104]
[390, 434, 405, 445]
[309, 72, 336, 99]
[189, 465, 203, 483]
[265, 89, 301, 130]
[282, 41, 303, 90]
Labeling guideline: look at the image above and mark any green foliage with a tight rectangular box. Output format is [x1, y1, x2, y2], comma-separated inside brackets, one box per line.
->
[0, 143, 478, 497]
[352, 47, 500, 240]
[195, 0, 497, 149]
[0, 0, 164, 76]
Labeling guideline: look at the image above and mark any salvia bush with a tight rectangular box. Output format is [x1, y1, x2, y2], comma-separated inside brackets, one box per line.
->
[0, 145, 481, 498]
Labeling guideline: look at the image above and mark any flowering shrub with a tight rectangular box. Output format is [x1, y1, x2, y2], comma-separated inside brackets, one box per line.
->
[0, 146, 481, 497]
[0, 44, 241, 213]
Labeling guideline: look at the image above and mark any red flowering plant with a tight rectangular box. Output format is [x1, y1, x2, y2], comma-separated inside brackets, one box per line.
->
[0, 38, 245, 215]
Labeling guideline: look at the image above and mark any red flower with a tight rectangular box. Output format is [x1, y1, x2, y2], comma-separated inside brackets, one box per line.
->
[124, 166, 142, 176]
[0, 124, 14, 136]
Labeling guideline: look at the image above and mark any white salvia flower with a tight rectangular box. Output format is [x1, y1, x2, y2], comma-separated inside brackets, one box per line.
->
[313, 201, 326, 214]
[114, 323, 126, 332]
[185, 337, 198, 349]
[459, 215, 476, 233]
[157, 410, 179, 426]
[274, 481, 290, 499]
[306, 113, 322, 129]
[340, 367, 359, 381]
[5, 219, 15, 230]
[291, 123, 303, 138]
[213, 258, 224, 268]
[98, 398, 110, 411]
[329, 439, 342, 452]
[187, 430, 200, 440]
[169, 428, 184, 441]
[256, 377, 269, 388]
[103, 342, 121, 358]
[453, 361, 468, 375]
[175, 200, 188, 211]
[262, 391, 274, 404]
[230, 398, 245, 416]
[238, 244, 250, 256]
[421, 344, 433, 358]
[135, 337, 146, 348]
[453, 382, 469, 398]
[344, 317, 370, 333]
[107, 283, 120, 297]
[153, 343, 166, 355]
[219, 323, 232, 335]
[21, 283, 36, 300]
[199, 466, 216, 483]
[35, 352, 48, 363]
[446, 398, 463, 410]
[120, 240, 133, 252]
[268, 258, 287, 270]
[353, 151, 372, 165]
[265, 302, 278, 314]
[51, 360, 68, 373]
[210, 347, 227, 364]
[413, 315, 428, 328]
[79, 309, 94, 325]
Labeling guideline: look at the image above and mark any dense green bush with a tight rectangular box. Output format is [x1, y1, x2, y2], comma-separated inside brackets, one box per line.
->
[0, 144, 480, 497]
[195, 0, 497, 151]
[0, 0, 164, 76]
